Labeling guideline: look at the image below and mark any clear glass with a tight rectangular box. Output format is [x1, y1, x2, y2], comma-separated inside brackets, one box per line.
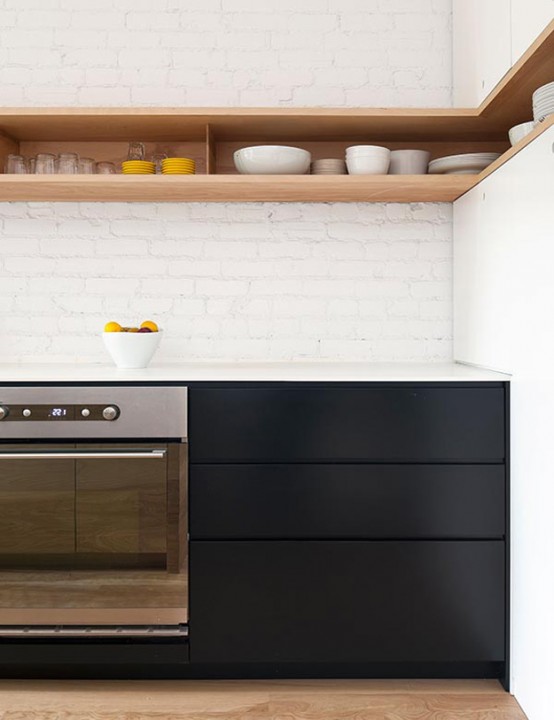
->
[151, 152, 167, 174]
[127, 142, 145, 161]
[4, 154, 27, 174]
[56, 152, 79, 174]
[78, 157, 95, 174]
[35, 153, 56, 174]
[96, 162, 116, 174]
[28, 157, 36, 174]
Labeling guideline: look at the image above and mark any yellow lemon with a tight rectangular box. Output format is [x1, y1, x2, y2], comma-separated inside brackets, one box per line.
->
[140, 320, 159, 333]
[104, 321, 122, 333]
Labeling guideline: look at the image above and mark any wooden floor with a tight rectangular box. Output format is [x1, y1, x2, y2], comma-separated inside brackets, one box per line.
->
[0, 679, 527, 719]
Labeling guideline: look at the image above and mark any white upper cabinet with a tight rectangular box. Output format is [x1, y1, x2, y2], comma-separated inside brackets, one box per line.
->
[511, 0, 554, 63]
[453, 0, 512, 107]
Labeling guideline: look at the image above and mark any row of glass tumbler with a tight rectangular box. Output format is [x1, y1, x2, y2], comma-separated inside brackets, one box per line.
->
[5, 153, 116, 175]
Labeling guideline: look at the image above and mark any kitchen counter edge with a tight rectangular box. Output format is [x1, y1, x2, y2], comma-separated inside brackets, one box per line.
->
[0, 362, 511, 383]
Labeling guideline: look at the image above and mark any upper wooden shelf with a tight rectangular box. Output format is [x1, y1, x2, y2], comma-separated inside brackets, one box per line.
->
[0, 20, 551, 203]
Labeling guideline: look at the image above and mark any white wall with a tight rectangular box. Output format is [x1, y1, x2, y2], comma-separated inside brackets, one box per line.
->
[0, 0, 454, 363]
[0, 0, 452, 108]
[454, 127, 554, 720]
[0, 202, 452, 363]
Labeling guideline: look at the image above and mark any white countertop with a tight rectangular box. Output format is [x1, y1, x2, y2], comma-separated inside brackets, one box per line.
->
[0, 362, 511, 383]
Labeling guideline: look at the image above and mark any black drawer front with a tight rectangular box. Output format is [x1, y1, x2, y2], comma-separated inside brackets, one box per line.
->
[189, 386, 505, 462]
[191, 464, 505, 540]
[190, 540, 505, 664]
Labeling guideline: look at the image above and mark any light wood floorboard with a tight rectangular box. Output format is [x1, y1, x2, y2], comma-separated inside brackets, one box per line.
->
[0, 679, 527, 719]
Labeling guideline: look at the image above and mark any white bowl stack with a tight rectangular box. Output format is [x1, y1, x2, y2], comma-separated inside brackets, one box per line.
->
[533, 82, 554, 121]
[345, 145, 391, 175]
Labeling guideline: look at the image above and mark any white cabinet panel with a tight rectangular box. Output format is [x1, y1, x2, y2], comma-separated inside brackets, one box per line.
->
[453, 0, 512, 106]
[511, 0, 553, 64]
[454, 128, 554, 370]
[454, 127, 554, 720]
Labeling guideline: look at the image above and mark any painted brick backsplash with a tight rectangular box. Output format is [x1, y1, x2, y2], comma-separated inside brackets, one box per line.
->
[0, 202, 452, 363]
[0, 0, 453, 363]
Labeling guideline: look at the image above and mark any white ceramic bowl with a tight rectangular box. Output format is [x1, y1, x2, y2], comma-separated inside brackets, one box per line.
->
[508, 121, 536, 146]
[345, 146, 391, 175]
[346, 145, 390, 156]
[388, 149, 430, 175]
[102, 331, 162, 369]
[234, 146, 311, 174]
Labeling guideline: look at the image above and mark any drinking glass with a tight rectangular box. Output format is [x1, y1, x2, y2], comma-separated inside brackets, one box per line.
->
[151, 152, 167, 174]
[96, 162, 116, 174]
[28, 157, 36, 174]
[127, 142, 145, 161]
[35, 153, 56, 174]
[79, 157, 95, 174]
[4, 154, 27, 174]
[57, 152, 79, 174]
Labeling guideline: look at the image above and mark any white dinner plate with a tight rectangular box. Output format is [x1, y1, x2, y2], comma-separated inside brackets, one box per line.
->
[428, 153, 501, 175]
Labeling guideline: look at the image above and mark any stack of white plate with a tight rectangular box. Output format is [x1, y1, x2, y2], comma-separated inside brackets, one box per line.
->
[532, 82, 554, 121]
[310, 158, 347, 175]
[428, 152, 501, 175]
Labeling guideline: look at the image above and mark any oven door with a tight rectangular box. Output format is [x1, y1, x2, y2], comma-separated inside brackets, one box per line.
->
[0, 442, 187, 637]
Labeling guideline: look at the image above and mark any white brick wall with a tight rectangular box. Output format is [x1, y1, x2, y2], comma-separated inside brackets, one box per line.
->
[0, 202, 452, 363]
[0, 0, 451, 106]
[0, 0, 454, 363]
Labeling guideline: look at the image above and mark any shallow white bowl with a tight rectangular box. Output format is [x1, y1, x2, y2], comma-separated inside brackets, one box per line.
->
[234, 146, 311, 174]
[389, 149, 430, 175]
[103, 331, 162, 369]
[508, 121, 536, 146]
[346, 148, 391, 175]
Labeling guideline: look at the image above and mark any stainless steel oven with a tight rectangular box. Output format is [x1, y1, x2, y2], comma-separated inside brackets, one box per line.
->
[0, 386, 188, 639]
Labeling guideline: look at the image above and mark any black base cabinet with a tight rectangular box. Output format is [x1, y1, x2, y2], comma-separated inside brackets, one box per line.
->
[188, 382, 509, 683]
[190, 540, 505, 665]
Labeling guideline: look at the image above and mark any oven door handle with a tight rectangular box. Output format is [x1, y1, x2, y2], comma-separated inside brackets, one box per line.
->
[0, 450, 167, 460]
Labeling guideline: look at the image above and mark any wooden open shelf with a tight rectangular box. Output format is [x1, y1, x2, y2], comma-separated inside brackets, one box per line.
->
[0, 20, 551, 203]
[0, 174, 475, 203]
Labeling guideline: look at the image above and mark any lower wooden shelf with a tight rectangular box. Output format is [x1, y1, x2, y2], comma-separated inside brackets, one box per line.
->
[0, 174, 474, 203]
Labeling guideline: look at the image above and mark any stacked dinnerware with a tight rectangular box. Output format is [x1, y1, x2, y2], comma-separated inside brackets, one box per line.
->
[428, 153, 501, 175]
[310, 158, 347, 175]
[345, 145, 391, 175]
[161, 157, 196, 175]
[122, 160, 155, 174]
[532, 81, 554, 121]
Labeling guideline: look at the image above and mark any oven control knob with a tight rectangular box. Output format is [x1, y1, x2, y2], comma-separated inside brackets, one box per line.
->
[0, 406, 8, 420]
[81, 408, 90, 418]
[102, 405, 120, 421]
[22, 408, 32, 418]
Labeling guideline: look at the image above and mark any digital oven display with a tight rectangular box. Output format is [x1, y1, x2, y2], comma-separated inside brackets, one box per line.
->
[48, 407, 70, 419]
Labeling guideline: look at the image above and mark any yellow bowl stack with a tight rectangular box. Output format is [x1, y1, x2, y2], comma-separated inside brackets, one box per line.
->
[162, 157, 196, 175]
[122, 160, 155, 174]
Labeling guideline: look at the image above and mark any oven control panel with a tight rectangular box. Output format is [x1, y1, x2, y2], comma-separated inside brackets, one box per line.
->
[0, 404, 121, 422]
